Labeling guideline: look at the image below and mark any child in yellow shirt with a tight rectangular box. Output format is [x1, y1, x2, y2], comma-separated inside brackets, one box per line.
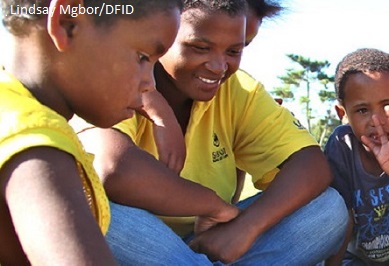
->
[0, 0, 181, 264]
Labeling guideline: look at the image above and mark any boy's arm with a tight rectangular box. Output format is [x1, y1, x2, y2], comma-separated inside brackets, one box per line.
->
[0, 147, 115, 265]
[136, 89, 186, 173]
[78, 127, 238, 224]
[325, 210, 354, 266]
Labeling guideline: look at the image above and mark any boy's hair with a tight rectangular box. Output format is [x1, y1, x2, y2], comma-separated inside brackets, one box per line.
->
[182, 0, 247, 17]
[246, 0, 283, 20]
[2, 0, 183, 35]
[335, 48, 389, 101]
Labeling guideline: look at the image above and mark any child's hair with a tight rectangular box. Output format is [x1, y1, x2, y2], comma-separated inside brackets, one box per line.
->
[2, 0, 183, 35]
[335, 48, 389, 102]
[246, 0, 283, 20]
[182, 0, 247, 17]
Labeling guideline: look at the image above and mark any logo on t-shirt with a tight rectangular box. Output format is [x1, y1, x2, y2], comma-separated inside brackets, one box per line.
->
[213, 132, 220, 147]
[212, 132, 228, 162]
[293, 119, 305, 130]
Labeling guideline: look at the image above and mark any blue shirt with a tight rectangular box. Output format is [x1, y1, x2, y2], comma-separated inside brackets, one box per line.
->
[325, 125, 389, 263]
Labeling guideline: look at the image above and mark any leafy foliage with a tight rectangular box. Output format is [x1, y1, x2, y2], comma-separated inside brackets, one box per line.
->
[271, 54, 339, 148]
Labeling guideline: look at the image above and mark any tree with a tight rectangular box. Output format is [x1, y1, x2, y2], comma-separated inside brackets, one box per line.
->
[271, 54, 339, 147]
[271, 54, 333, 132]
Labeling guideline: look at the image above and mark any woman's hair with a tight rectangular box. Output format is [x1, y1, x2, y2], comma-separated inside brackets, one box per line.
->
[182, 0, 247, 17]
[335, 48, 389, 101]
[246, 0, 283, 20]
[2, 0, 183, 35]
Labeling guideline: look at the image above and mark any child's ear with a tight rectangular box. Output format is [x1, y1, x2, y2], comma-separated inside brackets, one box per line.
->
[335, 103, 348, 124]
[47, 0, 84, 52]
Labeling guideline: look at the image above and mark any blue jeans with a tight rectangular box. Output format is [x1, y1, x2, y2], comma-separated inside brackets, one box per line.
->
[106, 187, 348, 265]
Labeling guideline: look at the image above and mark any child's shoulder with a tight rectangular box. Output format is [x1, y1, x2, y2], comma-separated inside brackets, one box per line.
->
[331, 124, 354, 138]
[325, 124, 355, 151]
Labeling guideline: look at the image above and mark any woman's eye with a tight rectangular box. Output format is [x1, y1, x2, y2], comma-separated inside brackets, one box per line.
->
[228, 49, 242, 56]
[138, 53, 150, 62]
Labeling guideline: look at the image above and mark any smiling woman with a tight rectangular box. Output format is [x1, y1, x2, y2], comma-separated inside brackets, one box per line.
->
[74, 0, 348, 265]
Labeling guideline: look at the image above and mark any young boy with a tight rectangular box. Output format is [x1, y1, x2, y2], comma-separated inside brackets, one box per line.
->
[0, 0, 181, 264]
[325, 48, 389, 265]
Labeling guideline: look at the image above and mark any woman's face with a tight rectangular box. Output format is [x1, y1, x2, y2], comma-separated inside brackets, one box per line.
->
[159, 9, 246, 102]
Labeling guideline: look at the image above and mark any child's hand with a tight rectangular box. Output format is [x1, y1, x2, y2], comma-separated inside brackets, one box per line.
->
[152, 121, 186, 173]
[138, 90, 186, 173]
[361, 106, 389, 174]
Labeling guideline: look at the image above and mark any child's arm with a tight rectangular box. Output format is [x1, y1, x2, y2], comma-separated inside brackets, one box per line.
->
[136, 89, 186, 173]
[361, 106, 389, 174]
[325, 210, 354, 266]
[0, 147, 115, 265]
[78, 127, 238, 224]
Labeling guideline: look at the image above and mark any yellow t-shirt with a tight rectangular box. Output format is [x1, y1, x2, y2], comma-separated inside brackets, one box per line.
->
[115, 69, 318, 236]
[0, 71, 110, 234]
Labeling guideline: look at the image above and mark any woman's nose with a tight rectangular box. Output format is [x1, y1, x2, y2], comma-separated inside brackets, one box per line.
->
[205, 56, 227, 76]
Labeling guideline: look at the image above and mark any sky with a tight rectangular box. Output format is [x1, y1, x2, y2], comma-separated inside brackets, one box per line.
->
[242, 0, 389, 87]
[240, 0, 389, 123]
[1, 0, 388, 124]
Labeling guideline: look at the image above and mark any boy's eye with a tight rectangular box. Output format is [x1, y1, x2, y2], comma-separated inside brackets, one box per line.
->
[356, 108, 368, 114]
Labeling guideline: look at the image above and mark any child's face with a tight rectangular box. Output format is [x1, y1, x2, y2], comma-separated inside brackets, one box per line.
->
[159, 9, 245, 102]
[61, 11, 180, 127]
[341, 71, 389, 147]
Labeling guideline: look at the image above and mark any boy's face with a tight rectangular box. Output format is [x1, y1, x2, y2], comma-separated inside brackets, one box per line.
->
[159, 9, 245, 102]
[59, 10, 180, 127]
[340, 71, 389, 147]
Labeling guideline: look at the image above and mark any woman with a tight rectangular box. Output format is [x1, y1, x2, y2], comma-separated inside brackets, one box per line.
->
[77, 0, 348, 264]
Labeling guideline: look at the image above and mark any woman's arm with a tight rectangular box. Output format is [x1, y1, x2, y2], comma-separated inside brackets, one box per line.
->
[190, 146, 333, 263]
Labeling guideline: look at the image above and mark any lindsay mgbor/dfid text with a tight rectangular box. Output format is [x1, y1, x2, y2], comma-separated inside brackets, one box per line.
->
[7, 4, 134, 18]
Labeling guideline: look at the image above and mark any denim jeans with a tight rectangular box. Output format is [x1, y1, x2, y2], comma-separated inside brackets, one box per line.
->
[106, 187, 348, 265]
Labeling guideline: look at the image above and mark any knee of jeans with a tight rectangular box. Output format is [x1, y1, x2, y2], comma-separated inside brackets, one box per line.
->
[321, 187, 348, 229]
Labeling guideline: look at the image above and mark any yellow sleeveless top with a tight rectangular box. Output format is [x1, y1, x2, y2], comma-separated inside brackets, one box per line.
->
[0, 70, 110, 233]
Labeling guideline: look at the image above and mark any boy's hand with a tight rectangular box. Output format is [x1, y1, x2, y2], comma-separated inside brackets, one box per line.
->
[361, 106, 389, 173]
[137, 90, 186, 173]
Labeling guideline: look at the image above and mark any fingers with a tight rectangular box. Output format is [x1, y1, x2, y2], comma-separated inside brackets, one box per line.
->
[167, 155, 184, 174]
[372, 112, 389, 145]
[372, 114, 388, 145]
[361, 135, 375, 152]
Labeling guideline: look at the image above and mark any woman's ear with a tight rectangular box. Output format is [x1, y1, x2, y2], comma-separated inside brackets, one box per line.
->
[335, 103, 348, 124]
[47, 0, 83, 52]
